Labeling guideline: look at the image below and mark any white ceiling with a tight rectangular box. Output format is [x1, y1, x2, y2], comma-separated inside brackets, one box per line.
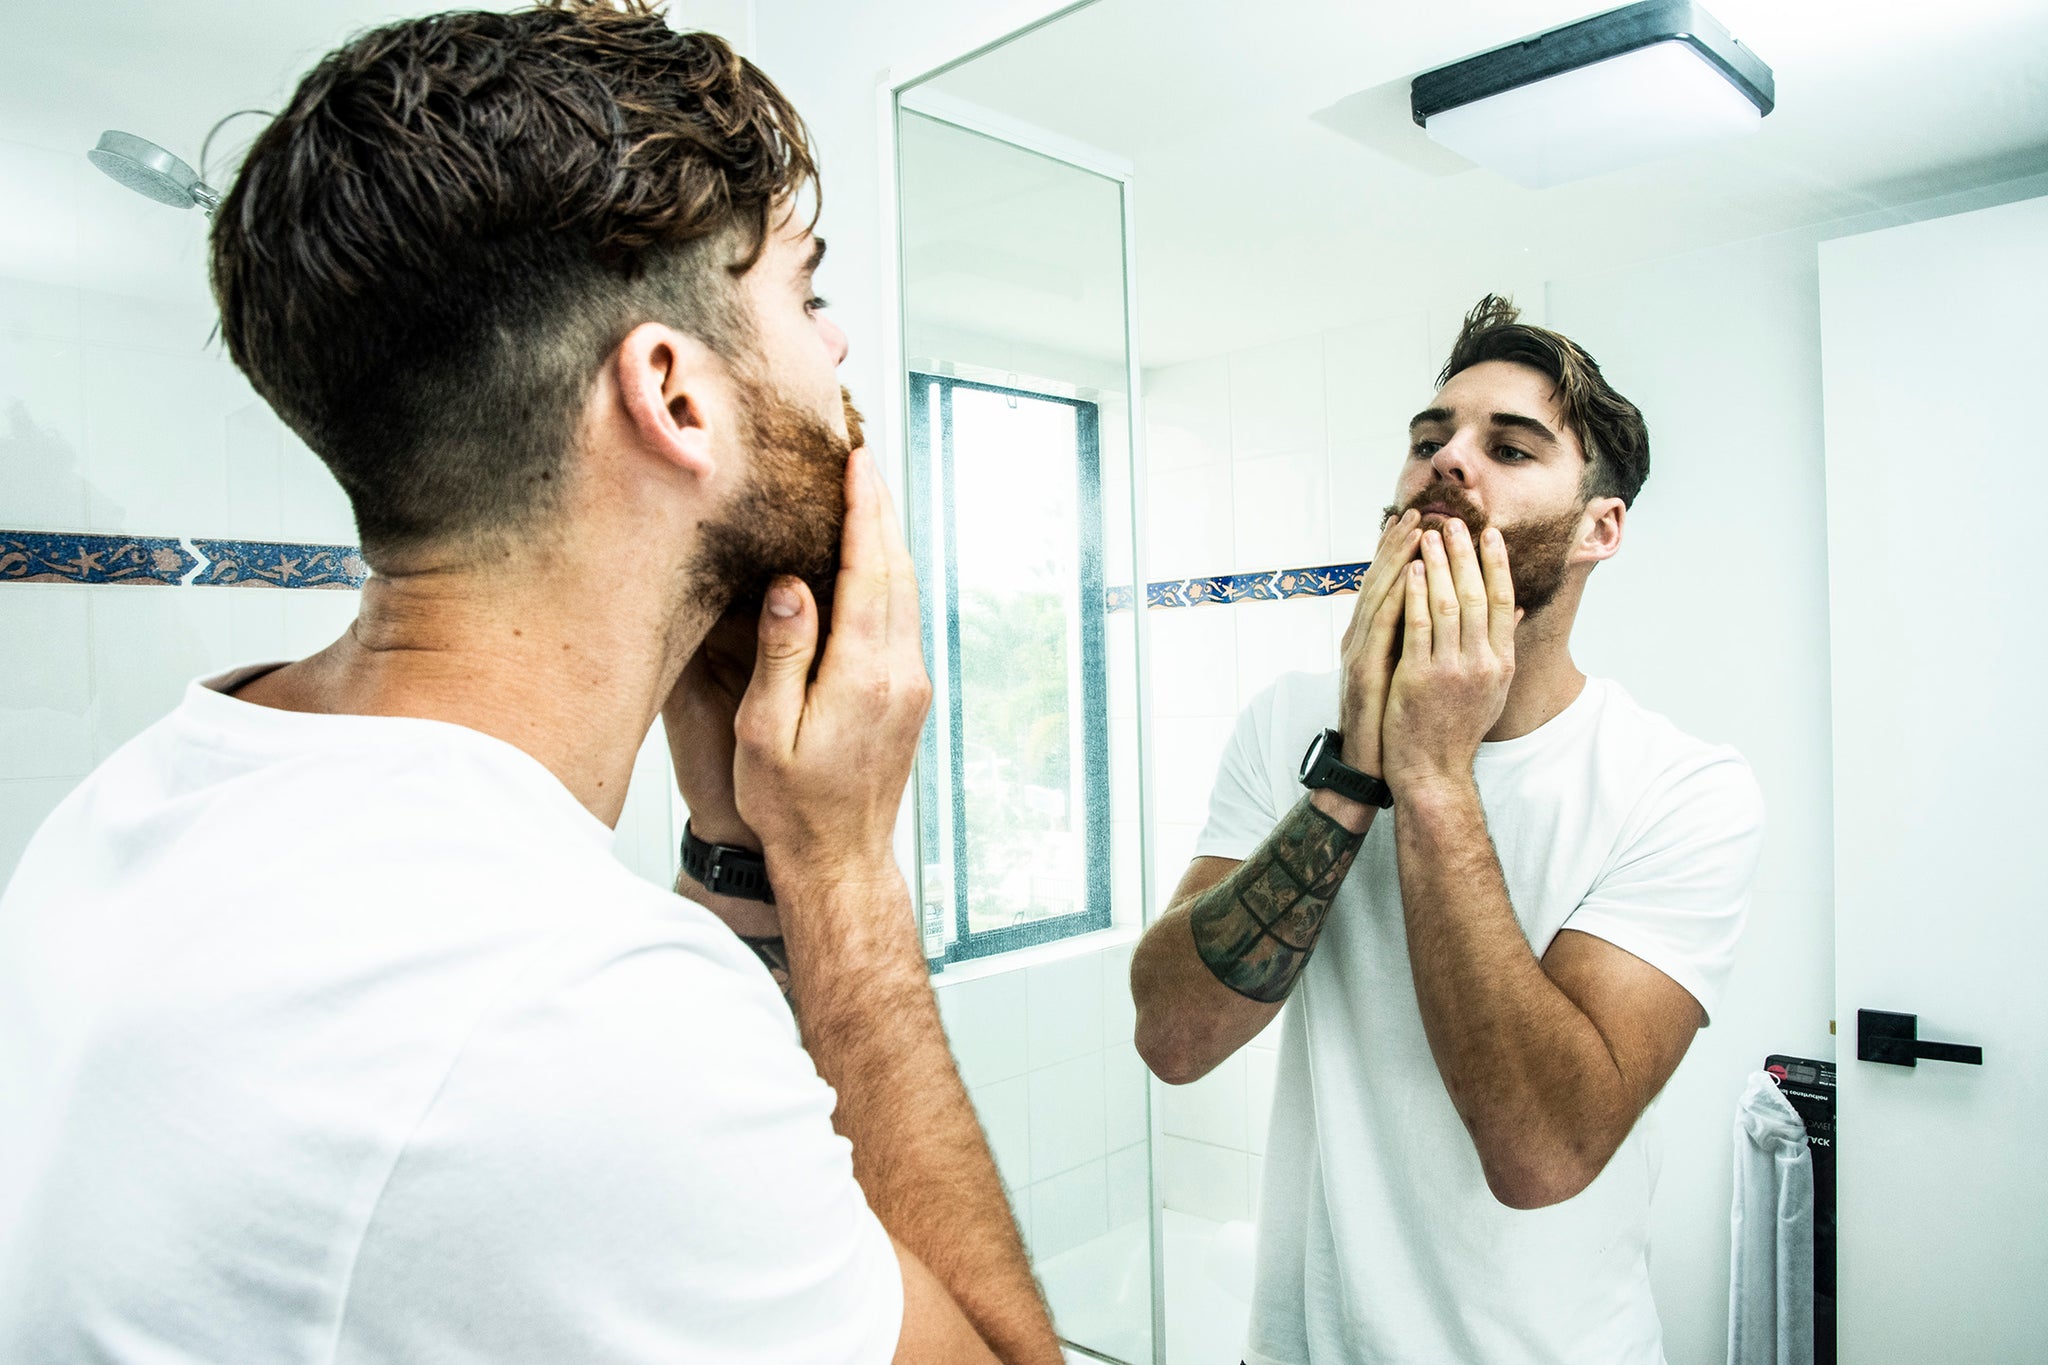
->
[918, 0, 2048, 367]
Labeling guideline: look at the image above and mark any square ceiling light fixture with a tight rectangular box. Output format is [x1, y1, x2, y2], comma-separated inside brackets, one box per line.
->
[1411, 0, 1773, 189]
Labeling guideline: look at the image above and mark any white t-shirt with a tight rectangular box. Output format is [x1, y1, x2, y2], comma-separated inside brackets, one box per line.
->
[1196, 671, 1765, 1365]
[0, 667, 903, 1364]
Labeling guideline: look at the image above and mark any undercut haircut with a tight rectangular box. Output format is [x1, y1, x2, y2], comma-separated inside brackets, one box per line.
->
[1439, 295, 1651, 508]
[211, 0, 818, 562]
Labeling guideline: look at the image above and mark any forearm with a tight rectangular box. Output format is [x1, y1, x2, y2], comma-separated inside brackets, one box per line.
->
[673, 873, 790, 994]
[1133, 790, 1372, 1084]
[1393, 779, 1631, 1207]
[780, 869, 1060, 1365]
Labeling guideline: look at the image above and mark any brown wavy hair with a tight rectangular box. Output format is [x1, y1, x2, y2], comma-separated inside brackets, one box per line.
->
[1439, 295, 1650, 508]
[211, 0, 818, 561]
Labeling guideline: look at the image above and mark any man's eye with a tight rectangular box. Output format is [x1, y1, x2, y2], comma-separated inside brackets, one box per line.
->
[1411, 440, 1441, 458]
[805, 295, 830, 314]
[1496, 446, 1530, 463]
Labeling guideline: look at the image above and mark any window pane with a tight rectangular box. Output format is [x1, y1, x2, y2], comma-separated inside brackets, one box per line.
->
[949, 386, 1087, 934]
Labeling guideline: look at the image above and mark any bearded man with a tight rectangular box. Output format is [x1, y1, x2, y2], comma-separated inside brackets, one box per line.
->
[1130, 297, 1766, 1365]
[0, 5, 1060, 1363]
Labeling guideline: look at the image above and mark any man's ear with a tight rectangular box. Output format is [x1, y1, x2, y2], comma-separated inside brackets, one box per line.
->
[1578, 496, 1625, 564]
[613, 322, 726, 480]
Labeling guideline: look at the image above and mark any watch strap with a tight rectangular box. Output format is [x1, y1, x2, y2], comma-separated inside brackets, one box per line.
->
[679, 822, 776, 903]
[1300, 729, 1394, 809]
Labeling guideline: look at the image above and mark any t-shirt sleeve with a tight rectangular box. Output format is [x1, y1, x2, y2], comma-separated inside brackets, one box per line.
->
[1193, 682, 1287, 863]
[334, 928, 902, 1365]
[1559, 751, 1766, 1025]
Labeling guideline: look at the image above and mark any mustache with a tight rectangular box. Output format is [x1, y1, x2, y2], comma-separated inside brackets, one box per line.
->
[1383, 480, 1486, 533]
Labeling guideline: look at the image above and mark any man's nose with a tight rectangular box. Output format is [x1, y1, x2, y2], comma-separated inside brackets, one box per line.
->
[822, 314, 849, 367]
[1430, 435, 1477, 485]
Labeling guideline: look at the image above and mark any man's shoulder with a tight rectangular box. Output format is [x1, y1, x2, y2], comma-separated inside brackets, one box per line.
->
[1585, 678, 1765, 824]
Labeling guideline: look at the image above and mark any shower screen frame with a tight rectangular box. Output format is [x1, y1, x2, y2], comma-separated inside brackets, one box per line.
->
[879, 7, 1166, 1360]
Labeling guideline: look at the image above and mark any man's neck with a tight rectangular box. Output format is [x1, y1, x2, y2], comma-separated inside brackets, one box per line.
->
[235, 557, 706, 828]
[1485, 610, 1586, 744]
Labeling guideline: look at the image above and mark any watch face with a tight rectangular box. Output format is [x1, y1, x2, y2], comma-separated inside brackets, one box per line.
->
[1300, 730, 1329, 780]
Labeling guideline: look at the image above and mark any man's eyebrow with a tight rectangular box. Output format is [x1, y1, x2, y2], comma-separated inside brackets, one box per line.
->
[802, 236, 827, 275]
[1489, 411, 1560, 448]
[1407, 406, 1561, 450]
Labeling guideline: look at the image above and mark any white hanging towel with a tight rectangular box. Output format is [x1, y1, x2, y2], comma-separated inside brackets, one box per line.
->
[1727, 1070, 1815, 1365]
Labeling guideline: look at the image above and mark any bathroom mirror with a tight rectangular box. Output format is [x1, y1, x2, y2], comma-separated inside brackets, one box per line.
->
[894, 1, 2048, 1362]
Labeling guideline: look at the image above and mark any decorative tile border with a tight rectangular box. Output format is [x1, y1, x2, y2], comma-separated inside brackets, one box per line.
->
[192, 539, 368, 590]
[0, 530, 366, 590]
[4, 526, 1363, 611]
[1, 530, 196, 586]
[1108, 561, 1370, 612]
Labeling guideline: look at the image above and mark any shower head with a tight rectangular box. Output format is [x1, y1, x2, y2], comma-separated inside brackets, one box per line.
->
[87, 130, 221, 215]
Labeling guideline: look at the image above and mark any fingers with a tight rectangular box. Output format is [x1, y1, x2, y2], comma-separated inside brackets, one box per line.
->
[1482, 525, 1518, 662]
[1402, 558, 1432, 660]
[828, 446, 890, 652]
[735, 576, 819, 759]
[1342, 511, 1420, 657]
[1418, 529, 1460, 661]
[1442, 520, 1490, 655]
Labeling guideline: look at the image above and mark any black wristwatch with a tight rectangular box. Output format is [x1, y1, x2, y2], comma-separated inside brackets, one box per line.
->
[679, 822, 776, 903]
[1298, 729, 1393, 809]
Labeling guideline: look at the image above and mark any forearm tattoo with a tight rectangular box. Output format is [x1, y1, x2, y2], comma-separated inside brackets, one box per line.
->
[738, 934, 792, 997]
[1189, 795, 1366, 1003]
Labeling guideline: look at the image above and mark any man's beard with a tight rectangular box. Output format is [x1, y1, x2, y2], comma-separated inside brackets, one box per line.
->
[1381, 479, 1582, 617]
[691, 379, 865, 616]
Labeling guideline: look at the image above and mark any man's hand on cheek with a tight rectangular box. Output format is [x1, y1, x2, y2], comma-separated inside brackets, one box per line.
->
[1381, 519, 1519, 796]
[730, 447, 931, 892]
[1338, 510, 1421, 779]
[663, 612, 761, 851]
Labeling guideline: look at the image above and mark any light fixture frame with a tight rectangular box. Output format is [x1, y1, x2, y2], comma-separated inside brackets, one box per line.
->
[1410, 0, 1773, 130]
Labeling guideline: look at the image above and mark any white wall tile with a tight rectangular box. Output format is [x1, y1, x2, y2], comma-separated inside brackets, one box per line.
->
[81, 344, 228, 535]
[1106, 1140, 1150, 1229]
[0, 335, 88, 529]
[1105, 614, 1138, 720]
[1228, 336, 1325, 461]
[1104, 1042, 1148, 1151]
[0, 777, 79, 885]
[1249, 1154, 1266, 1220]
[1323, 311, 1432, 443]
[223, 398, 285, 543]
[1328, 436, 1405, 565]
[224, 590, 288, 667]
[1143, 358, 1230, 474]
[1232, 597, 1335, 710]
[971, 1074, 1033, 1192]
[1028, 1157, 1109, 1261]
[1231, 448, 1330, 574]
[1245, 1047, 1278, 1158]
[1027, 951, 1104, 1069]
[1247, 1008, 1285, 1052]
[0, 140, 81, 331]
[86, 586, 234, 760]
[1146, 606, 1237, 719]
[1149, 820, 1204, 914]
[1160, 1052, 1248, 1151]
[1144, 462, 1232, 582]
[936, 967, 1030, 1089]
[1148, 715, 1235, 827]
[1028, 1051, 1107, 1180]
[1159, 1135, 1249, 1223]
[1109, 716, 1140, 829]
[0, 587, 93, 780]
[278, 430, 357, 547]
[1099, 940, 1136, 1046]
[277, 589, 360, 661]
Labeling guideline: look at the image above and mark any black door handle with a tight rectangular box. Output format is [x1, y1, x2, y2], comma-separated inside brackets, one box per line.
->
[1857, 1009, 1984, 1067]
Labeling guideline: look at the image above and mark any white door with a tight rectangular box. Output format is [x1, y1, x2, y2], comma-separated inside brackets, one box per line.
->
[1821, 194, 2048, 1362]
